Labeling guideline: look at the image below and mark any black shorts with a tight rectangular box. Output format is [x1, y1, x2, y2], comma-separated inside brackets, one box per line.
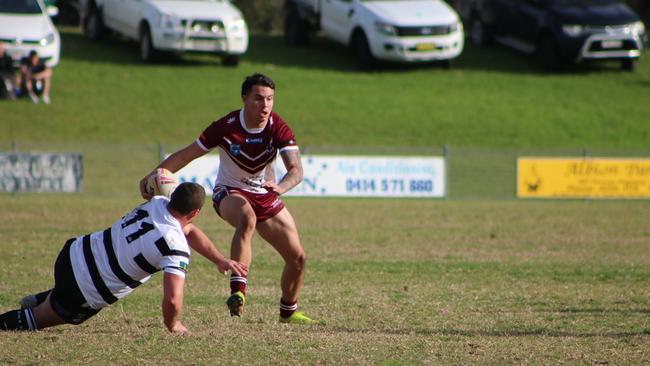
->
[50, 239, 100, 325]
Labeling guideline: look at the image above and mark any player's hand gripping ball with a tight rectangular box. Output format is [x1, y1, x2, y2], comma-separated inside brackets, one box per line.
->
[145, 168, 179, 198]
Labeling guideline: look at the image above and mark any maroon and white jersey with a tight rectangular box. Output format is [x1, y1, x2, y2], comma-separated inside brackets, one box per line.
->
[196, 109, 299, 193]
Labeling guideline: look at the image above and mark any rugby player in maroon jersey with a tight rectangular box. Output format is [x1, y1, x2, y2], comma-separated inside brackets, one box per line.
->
[140, 73, 322, 325]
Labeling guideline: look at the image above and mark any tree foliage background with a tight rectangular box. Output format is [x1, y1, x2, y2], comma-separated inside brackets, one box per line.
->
[232, 0, 285, 34]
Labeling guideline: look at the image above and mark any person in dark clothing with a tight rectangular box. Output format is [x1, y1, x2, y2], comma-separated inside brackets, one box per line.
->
[17, 50, 52, 104]
[0, 41, 16, 100]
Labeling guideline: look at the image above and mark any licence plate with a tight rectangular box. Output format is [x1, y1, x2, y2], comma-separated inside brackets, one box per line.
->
[601, 40, 622, 49]
[416, 43, 436, 51]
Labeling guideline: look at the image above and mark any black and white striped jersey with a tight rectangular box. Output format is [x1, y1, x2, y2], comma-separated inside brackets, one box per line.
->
[69, 197, 190, 309]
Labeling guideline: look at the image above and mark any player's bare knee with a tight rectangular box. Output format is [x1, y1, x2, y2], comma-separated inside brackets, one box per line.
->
[238, 211, 256, 233]
[288, 251, 307, 271]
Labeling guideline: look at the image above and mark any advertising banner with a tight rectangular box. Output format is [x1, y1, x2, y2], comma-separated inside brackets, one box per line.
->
[0, 153, 83, 193]
[176, 154, 446, 198]
[517, 157, 650, 198]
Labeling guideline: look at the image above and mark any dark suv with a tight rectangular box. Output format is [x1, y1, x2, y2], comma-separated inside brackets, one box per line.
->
[456, 0, 647, 71]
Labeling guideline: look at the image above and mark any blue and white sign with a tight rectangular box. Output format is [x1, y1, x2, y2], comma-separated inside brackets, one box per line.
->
[175, 154, 446, 198]
[279, 155, 445, 197]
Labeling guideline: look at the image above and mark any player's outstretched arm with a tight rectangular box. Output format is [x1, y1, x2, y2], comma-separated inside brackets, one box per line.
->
[162, 272, 187, 334]
[139, 142, 207, 199]
[263, 149, 303, 196]
[184, 223, 249, 277]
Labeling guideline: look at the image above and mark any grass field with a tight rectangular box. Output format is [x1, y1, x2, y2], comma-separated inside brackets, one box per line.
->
[1, 196, 650, 364]
[2, 27, 650, 148]
[1, 27, 650, 364]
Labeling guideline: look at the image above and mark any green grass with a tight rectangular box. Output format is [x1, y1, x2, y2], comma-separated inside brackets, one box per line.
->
[1, 197, 650, 364]
[1, 27, 649, 149]
[1, 27, 650, 364]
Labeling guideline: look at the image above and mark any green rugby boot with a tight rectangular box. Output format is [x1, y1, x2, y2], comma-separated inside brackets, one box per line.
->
[279, 311, 325, 325]
[226, 291, 246, 317]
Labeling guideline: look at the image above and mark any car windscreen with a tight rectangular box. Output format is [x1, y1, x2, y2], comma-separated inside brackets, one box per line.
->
[0, 0, 42, 14]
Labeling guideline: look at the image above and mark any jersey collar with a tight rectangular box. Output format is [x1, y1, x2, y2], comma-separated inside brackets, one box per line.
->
[239, 108, 273, 134]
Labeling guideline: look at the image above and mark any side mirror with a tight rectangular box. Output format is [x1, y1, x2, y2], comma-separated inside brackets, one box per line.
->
[46, 5, 59, 18]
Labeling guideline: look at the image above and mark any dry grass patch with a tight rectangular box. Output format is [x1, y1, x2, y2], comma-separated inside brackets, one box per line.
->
[1, 196, 650, 364]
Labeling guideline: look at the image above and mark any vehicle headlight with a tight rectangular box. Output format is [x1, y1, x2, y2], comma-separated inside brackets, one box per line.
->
[450, 21, 462, 33]
[39, 33, 56, 46]
[629, 21, 645, 35]
[562, 24, 585, 37]
[228, 18, 246, 33]
[160, 14, 182, 29]
[375, 21, 397, 36]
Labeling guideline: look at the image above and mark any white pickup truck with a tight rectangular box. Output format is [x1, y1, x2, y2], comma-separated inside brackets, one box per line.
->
[283, 0, 464, 69]
[78, 0, 248, 65]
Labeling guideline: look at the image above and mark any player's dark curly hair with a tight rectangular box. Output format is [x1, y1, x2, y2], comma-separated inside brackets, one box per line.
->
[169, 182, 205, 215]
[241, 73, 275, 96]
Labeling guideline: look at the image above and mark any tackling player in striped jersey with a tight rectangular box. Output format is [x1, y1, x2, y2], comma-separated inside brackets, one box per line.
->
[0, 182, 248, 333]
[139, 73, 322, 324]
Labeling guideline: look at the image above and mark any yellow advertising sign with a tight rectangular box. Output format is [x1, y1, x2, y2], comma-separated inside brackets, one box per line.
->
[517, 157, 650, 198]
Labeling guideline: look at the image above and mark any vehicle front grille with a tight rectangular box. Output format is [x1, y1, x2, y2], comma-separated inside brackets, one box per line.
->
[189, 20, 225, 35]
[583, 24, 630, 33]
[396, 25, 454, 37]
[589, 39, 639, 52]
[0, 37, 41, 45]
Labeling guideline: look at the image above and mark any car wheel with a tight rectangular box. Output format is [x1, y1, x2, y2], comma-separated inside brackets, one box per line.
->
[538, 35, 562, 72]
[621, 59, 637, 71]
[284, 8, 310, 46]
[469, 14, 491, 46]
[84, 5, 104, 41]
[222, 55, 240, 67]
[140, 25, 157, 63]
[55, 1, 80, 25]
[353, 32, 375, 70]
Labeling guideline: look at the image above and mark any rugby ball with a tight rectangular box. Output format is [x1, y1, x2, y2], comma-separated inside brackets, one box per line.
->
[146, 168, 178, 198]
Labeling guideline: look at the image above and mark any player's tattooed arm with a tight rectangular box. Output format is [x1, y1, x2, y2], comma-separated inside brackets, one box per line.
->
[263, 149, 303, 196]
[264, 158, 277, 183]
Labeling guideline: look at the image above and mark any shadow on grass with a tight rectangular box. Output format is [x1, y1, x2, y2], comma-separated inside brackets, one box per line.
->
[557, 307, 650, 314]
[456, 42, 637, 75]
[59, 29, 363, 71]
[326, 325, 650, 339]
[58, 27, 502, 72]
[245, 35, 638, 74]
[60, 29, 222, 67]
[60, 27, 638, 74]
[246, 34, 539, 74]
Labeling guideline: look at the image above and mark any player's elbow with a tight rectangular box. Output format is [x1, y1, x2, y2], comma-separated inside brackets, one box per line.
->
[290, 166, 304, 184]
